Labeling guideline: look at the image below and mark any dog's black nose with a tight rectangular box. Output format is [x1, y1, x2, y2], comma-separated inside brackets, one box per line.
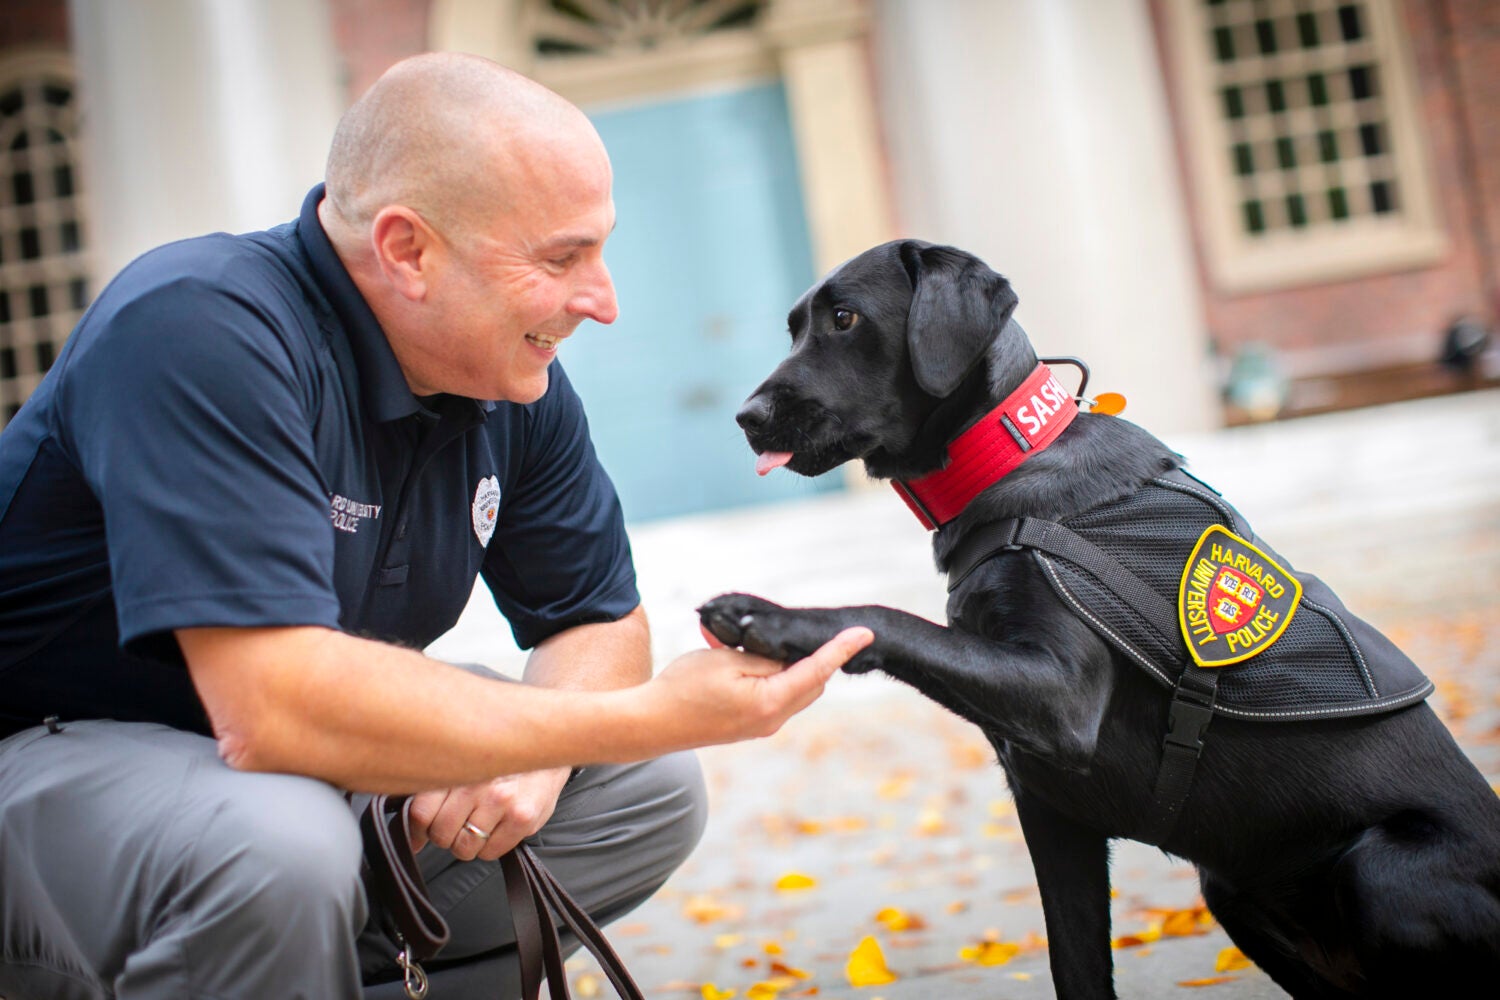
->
[736, 396, 772, 434]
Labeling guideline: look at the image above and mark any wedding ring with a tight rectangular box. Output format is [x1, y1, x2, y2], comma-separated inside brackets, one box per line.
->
[462, 821, 490, 840]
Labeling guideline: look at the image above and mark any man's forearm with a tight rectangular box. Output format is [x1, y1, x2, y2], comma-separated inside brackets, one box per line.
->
[179, 625, 660, 793]
[177, 619, 871, 795]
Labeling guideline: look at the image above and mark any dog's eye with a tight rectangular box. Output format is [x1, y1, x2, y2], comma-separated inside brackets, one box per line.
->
[832, 308, 859, 331]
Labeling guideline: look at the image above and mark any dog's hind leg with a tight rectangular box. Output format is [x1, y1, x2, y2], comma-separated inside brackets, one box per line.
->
[1333, 812, 1500, 996]
[1199, 872, 1358, 999]
[1010, 783, 1116, 1000]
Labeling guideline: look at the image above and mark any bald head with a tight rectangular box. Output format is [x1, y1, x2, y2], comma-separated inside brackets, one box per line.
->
[323, 53, 604, 241]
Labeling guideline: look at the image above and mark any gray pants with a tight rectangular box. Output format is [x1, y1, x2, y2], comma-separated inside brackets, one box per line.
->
[0, 720, 706, 999]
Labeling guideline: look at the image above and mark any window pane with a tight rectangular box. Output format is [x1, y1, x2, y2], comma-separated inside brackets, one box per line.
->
[1348, 64, 1376, 100]
[1286, 193, 1308, 227]
[1214, 25, 1236, 62]
[1255, 18, 1278, 55]
[1243, 200, 1266, 234]
[1222, 86, 1245, 119]
[1234, 142, 1255, 175]
[1319, 131, 1340, 163]
[12, 171, 34, 206]
[1297, 12, 1320, 48]
[1339, 4, 1364, 42]
[1307, 73, 1328, 106]
[1370, 180, 1395, 213]
[1277, 136, 1297, 169]
[1328, 187, 1349, 219]
[1266, 79, 1286, 112]
[20, 227, 41, 260]
[1359, 122, 1382, 156]
[28, 285, 48, 317]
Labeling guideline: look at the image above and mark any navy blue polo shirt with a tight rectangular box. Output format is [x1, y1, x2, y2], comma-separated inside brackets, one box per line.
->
[0, 185, 639, 738]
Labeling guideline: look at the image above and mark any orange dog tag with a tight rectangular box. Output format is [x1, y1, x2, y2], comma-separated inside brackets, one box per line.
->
[1092, 392, 1127, 416]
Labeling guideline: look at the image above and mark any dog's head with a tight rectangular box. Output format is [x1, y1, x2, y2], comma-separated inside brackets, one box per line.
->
[737, 240, 1035, 481]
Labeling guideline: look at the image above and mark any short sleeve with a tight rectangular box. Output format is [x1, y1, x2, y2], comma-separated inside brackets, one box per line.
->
[480, 363, 639, 648]
[57, 264, 342, 647]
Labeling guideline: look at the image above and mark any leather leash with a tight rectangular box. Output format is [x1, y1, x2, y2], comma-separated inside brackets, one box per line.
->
[360, 794, 645, 1000]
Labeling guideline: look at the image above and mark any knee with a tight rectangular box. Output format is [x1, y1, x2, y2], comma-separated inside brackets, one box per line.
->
[641, 750, 709, 869]
[193, 775, 365, 928]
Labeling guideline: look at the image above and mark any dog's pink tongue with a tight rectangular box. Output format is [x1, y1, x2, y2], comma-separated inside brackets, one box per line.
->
[755, 451, 794, 477]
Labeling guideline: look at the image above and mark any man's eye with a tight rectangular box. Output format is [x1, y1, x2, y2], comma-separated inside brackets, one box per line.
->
[832, 308, 859, 331]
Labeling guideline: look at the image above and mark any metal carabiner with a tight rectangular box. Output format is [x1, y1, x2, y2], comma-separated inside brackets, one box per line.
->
[396, 947, 430, 1000]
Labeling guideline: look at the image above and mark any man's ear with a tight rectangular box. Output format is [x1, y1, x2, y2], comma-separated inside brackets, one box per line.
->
[899, 242, 1018, 398]
[369, 206, 437, 302]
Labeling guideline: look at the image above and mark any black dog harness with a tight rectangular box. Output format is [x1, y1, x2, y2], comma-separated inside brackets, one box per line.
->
[945, 468, 1434, 842]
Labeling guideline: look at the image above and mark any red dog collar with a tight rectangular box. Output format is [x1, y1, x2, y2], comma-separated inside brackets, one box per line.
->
[894, 363, 1078, 529]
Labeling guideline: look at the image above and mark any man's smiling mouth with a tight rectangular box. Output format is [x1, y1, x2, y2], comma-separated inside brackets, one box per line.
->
[525, 332, 560, 350]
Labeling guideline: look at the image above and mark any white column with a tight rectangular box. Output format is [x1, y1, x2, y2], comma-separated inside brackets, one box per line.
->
[68, 0, 343, 282]
[871, 0, 1217, 433]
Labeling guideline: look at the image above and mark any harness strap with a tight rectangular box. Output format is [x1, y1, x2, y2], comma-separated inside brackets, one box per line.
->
[944, 514, 1216, 845]
[1145, 663, 1219, 844]
[947, 517, 1180, 651]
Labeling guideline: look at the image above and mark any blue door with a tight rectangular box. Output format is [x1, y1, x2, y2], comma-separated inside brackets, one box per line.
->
[561, 82, 842, 523]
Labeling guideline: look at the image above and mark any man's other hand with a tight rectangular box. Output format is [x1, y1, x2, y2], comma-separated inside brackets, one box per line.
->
[406, 766, 571, 859]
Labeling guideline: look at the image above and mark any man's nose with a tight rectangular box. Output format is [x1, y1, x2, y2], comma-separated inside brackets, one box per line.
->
[573, 259, 618, 325]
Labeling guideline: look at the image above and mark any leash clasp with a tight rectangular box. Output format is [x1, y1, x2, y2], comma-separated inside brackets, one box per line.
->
[396, 943, 430, 1000]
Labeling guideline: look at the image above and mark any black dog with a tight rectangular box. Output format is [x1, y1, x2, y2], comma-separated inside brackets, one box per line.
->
[698, 241, 1500, 999]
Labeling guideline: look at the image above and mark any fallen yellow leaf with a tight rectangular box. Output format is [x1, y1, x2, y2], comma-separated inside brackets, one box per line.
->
[1215, 946, 1252, 972]
[770, 961, 813, 980]
[845, 935, 898, 987]
[876, 774, 913, 799]
[874, 906, 927, 932]
[745, 983, 783, 999]
[1178, 976, 1238, 987]
[959, 940, 1021, 966]
[1112, 923, 1163, 949]
[915, 807, 949, 835]
[714, 933, 744, 949]
[775, 872, 818, 891]
[763, 941, 785, 956]
[700, 984, 736, 1000]
[683, 895, 741, 924]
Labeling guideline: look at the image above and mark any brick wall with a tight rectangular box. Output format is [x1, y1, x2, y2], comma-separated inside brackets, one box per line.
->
[0, 0, 69, 51]
[1149, 0, 1500, 372]
[326, 0, 433, 103]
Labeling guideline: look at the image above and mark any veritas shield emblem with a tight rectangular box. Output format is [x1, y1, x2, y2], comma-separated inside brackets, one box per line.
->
[1178, 525, 1301, 667]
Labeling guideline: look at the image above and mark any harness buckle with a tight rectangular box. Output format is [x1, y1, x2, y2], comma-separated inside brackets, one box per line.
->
[1163, 696, 1214, 754]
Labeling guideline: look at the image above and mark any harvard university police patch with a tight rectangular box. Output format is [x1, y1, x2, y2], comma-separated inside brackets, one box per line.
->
[1177, 525, 1301, 667]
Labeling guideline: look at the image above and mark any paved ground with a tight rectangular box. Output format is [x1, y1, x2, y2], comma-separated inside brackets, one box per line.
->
[429, 389, 1500, 999]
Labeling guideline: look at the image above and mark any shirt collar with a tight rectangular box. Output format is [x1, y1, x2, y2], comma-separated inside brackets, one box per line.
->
[296, 184, 496, 423]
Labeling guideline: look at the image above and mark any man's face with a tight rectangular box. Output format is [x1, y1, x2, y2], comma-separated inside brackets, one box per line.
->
[419, 150, 619, 404]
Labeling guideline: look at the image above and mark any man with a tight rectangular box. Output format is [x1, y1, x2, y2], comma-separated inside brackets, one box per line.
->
[0, 53, 871, 999]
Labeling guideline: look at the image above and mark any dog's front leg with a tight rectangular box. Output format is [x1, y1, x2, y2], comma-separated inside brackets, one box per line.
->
[1011, 782, 1116, 1000]
[698, 593, 1114, 769]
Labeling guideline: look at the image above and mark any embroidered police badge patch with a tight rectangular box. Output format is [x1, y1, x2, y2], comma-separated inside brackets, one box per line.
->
[1178, 525, 1301, 667]
[472, 475, 501, 547]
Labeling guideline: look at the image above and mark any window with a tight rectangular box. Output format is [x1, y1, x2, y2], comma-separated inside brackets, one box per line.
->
[0, 54, 88, 427]
[1164, 0, 1444, 292]
[530, 0, 764, 56]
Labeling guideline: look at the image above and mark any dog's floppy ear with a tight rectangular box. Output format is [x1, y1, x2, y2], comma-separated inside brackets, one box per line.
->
[900, 242, 1019, 398]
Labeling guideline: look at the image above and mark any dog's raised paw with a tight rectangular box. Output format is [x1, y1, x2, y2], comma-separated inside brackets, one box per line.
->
[697, 594, 815, 663]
